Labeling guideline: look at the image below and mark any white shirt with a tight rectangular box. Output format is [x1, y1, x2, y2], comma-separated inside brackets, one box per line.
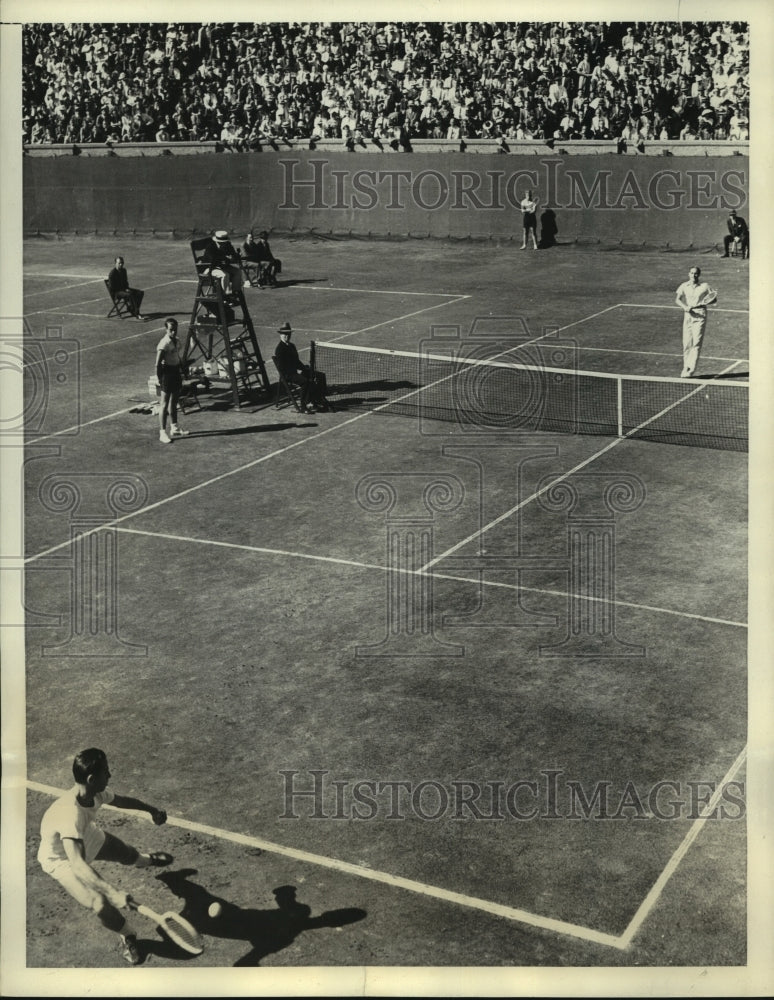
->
[676, 280, 716, 315]
[156, 332, 182, 368]
[38, 786, 115, 871]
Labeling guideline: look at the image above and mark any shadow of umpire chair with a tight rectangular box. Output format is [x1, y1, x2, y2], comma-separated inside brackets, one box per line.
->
[181, 238, 271, 408]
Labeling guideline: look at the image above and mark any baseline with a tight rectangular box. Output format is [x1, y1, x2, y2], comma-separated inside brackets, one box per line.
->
[26, 742, 746, 954]
[21, 778, 623, 950]
[618, 743, 747, 948]
[620, 302, 748, 314]
[571, 344, 747, 364]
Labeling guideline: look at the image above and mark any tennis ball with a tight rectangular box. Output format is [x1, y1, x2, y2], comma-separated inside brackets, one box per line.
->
[208, 902, 222, 918]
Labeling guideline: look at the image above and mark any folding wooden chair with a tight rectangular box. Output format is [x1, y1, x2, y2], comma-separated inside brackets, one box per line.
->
[190, 238, 222, 297]
[238, 252, 261, 288]
[272, 356, 303, 412]
[105, 279, 134, 319]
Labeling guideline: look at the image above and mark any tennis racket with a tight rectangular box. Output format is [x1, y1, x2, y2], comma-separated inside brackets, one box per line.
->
[695, 286, 717, 308]
[128, 898, 204, 955]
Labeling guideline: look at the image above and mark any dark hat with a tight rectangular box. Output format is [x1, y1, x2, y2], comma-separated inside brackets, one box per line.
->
[729, 208, 737, 214]
[259, 230, 269, 238]
[278, 322, 292, 334]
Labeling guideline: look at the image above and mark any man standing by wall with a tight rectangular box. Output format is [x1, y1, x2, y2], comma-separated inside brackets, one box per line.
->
[721, 208, 749, 258]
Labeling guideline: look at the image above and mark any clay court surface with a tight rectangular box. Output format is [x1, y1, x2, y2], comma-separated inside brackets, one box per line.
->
[19, 234, 748, 969]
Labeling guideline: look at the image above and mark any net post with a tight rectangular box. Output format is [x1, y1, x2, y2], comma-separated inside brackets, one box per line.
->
[310, 340, 316, 372]
[617, 376, 623, 438]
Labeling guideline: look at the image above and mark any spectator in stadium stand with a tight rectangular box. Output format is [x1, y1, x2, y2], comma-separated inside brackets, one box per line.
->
[21, 22, 750, 146]
[220, 114, 246, 150]
[721, 209, 749, 259]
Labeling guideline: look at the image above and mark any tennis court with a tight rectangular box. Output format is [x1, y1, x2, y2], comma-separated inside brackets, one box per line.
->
[20, 233, 748, 970]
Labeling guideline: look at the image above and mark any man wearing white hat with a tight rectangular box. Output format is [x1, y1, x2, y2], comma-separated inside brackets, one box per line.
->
[202, 230, 244, 296]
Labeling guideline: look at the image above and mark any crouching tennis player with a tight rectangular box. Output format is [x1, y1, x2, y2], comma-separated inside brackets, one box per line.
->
[37, 747, 171, 965]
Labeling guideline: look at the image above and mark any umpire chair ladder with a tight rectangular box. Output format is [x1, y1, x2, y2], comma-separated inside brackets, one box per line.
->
[182, 239, 271, 408]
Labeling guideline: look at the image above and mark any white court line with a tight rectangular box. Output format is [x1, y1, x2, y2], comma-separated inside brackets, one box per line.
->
[294, 285, 464, 297]
[178, 280, 462, 299]
[22, 322, 164, 368]
[618, 744, 747, 948]
[31, 273, 105, 279]
[24, 295, 125, 317]
[420, 359, 744, 573]
[24, 778, 623, 949]
[24, 404, 381, 564]
[520, 303, 623, 348]
[23, 277, 187, 318]
[341, 295, 470, 339]
[25, 407, 139, 446]
[112, 526, 747, 629]
[24, 385, 237, 445]
[34, 311, 115, 319]
[23, 340, 745, 566]
[621, 302, 748, 314]
[28, 329, 615, 564]
[572, 344, 747, 364]
[517, 301, 746, 367]
[24, 276, 104, 295]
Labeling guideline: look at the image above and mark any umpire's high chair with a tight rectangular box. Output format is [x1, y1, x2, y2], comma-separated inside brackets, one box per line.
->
[181, 238, 271, 408]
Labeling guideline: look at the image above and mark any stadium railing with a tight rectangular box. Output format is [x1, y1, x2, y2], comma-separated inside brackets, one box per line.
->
[22, 140, 750, 158]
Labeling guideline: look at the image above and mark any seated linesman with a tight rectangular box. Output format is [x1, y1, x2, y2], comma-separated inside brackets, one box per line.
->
[722, 209, 749, 259]
[274, 322, 326, 413]
[242, 230, 280, 287]
[107, 256, 147, 319]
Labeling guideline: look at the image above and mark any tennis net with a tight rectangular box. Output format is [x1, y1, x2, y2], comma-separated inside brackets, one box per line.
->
[312, 341, 748, 452]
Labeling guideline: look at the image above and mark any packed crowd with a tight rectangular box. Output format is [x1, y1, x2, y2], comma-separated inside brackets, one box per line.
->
[22, 21, 750, 147]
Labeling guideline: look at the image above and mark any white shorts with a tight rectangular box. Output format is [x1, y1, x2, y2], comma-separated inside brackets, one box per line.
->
[42, 832, 139, 908]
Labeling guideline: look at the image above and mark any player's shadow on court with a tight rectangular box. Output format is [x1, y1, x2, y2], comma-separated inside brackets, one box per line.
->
[325, 379, 418, 410]
[332, 379, 417, 394]
[697, 371, 749, 380]
[153, 869, 367, 966]
[186, 422, 313, 437]
[272, 277, 327, 288]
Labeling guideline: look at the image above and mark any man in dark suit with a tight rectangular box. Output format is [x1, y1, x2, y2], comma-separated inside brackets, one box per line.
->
[107, 257, 147, 319]
[274, 322, 324, 414]
[242, 231, 280, 287]
[202, 230, 244, 295]
[722, 209, 749, 258]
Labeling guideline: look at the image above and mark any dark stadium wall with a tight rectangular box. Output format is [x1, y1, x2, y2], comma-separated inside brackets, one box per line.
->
[23, 152, 748, 248]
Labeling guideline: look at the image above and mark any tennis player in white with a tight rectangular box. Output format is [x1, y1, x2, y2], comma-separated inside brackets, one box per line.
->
[675, 266, 717, 377]
[38, 747, 170, 964]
